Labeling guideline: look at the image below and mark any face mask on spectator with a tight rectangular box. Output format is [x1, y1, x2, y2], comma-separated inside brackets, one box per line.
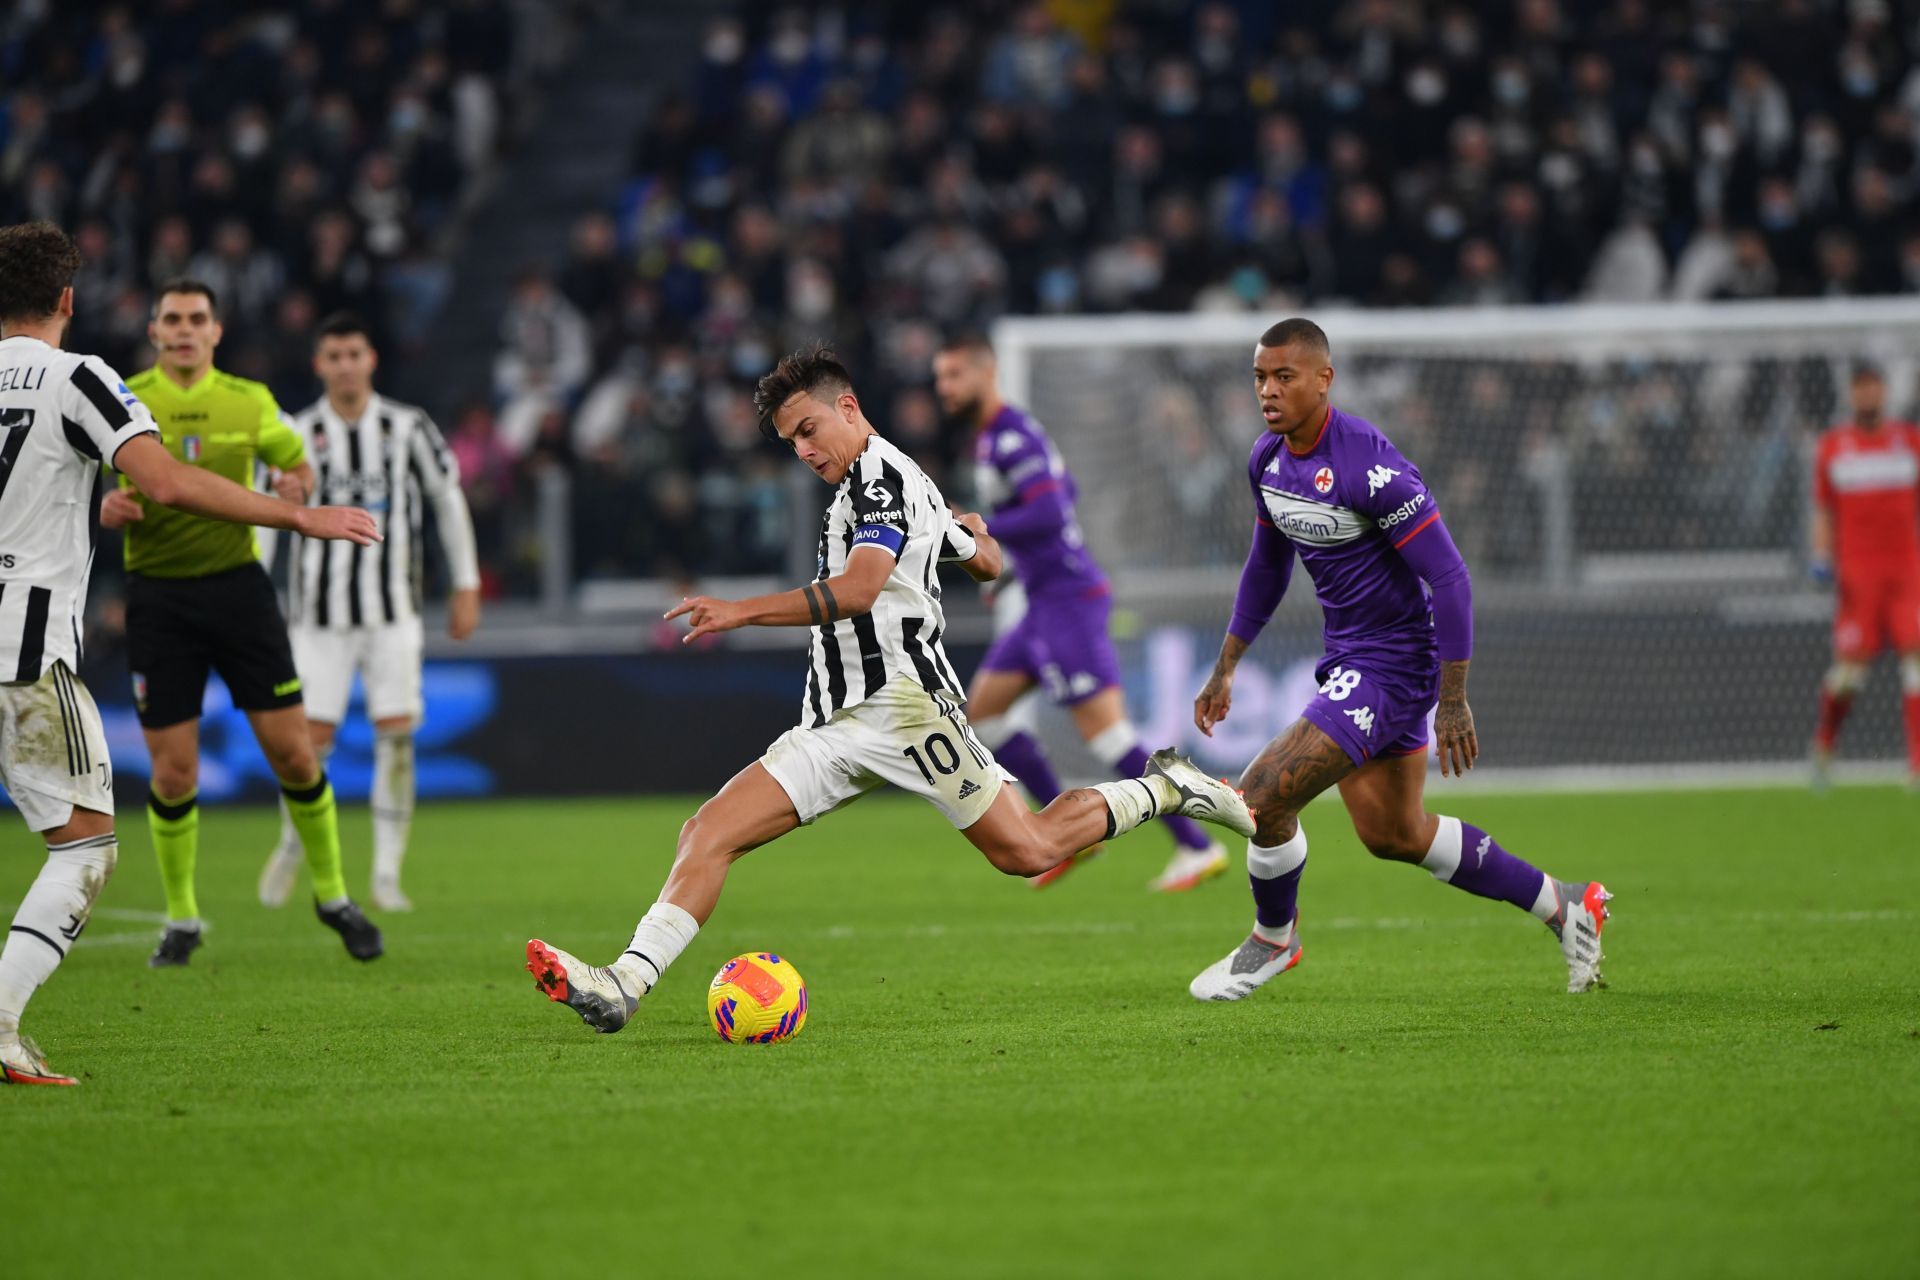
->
[1701, 123, 1736, 160]
[731, 341, 771, 380]
[1326, 77, 1362, 111]
[1493, 69, 1529, 106]
[770, 30, 810, 67]
[233, 121, 270, 158]
[705, 26, 743, 64]
[1406, 68, 1446, 107]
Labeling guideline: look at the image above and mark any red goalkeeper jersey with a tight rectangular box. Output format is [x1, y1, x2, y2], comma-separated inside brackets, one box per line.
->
[1814, 420, 1920, 580]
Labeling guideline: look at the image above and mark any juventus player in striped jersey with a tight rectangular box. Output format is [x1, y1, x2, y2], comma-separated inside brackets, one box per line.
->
[0, 222, 375, 1084]
[525, 348, 1256, 1034]
[258, 313, 482, 912]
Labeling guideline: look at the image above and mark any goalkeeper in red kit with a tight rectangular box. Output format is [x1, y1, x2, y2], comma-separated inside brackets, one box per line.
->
[1809, 364, 1920, 789]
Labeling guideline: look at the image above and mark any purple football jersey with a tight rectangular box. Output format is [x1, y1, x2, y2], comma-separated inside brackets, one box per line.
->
[973, 404, 1107, 596]
[1247, 406, 1442, 670]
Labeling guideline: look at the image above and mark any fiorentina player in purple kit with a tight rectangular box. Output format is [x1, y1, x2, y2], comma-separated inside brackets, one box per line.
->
[933, 333, 1228, 892]
[1189, 319, 1613, 1000]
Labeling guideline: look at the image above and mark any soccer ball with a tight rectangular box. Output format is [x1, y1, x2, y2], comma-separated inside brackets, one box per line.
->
[707, 952, 808, 1044]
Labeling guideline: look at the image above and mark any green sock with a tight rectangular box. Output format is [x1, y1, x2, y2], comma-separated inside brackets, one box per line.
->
[281, 772, 348, 904]
[148, 788, 200, 923]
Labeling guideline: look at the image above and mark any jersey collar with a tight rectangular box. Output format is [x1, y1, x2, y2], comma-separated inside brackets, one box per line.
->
[323, 391, 383, 432]
[1285, 404, 1335, 457]
[152, 365, 219, 398]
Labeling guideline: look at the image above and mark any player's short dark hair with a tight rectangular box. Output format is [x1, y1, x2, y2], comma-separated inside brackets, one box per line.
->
[937, 329, 995, 359]
[1258, 317, 1330, 358]
[0, 220, 83, 323]
[1850, 360, 1884, 383]
[314, 311, 374, 347]
[754, 345, 855, 440]
[152, 278, 220, 319]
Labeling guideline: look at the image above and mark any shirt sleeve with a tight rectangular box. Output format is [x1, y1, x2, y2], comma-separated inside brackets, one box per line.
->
[61, 356, 158, 467]
[410, 413, 482, 591]
[257, 394, 306, 469]
[1812, 436, 1834, 510]
[988, 425, 1057, 506]
[1357, 438, 1473, 661]
[848, 450, 911, 559]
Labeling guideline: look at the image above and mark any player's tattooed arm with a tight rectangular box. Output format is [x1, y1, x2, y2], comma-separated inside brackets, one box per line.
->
[667, 549, 888, 641]
[1434, 659, 1478, 777]
[1194, 634, 1251, 736]
[1238, 718, 1354, 841]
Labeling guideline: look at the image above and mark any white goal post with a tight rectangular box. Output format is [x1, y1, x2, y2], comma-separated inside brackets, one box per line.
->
[991, 299, 1920, 777]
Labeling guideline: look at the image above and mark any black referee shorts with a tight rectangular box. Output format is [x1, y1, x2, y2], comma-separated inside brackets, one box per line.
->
[125, 563, 303, 729]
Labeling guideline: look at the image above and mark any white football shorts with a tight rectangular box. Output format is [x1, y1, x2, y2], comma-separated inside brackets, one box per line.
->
[760, 681, 1010, 829]
[0, 661, 114, 832]
[291, 619, 425, 725]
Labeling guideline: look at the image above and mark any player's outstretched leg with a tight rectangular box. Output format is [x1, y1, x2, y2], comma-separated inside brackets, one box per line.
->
[1810, 660, 1862, 792]
[528, 762, 798, 1035]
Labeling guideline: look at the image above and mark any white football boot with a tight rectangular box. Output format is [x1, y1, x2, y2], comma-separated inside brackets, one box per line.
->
[1149, 840, 1230, 893]
[1548, 880, 1612, 994]
[0, 1030, 78, 1086]
[527, 939, 640, 1033]
[1145, 749, 1257, 838]
[1189, 925, 1304, 1001]
[257, 843, 301, 908]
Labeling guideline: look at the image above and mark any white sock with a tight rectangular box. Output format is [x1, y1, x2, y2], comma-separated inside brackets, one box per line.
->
[615, 901, 700, 992]
[1249, 827, 1306, 945]
[1530, 877, 1562, 923]
[1090, 776, 1176, 839]
[372, 729, 415, 885]
[0, 834, 118, 1033]
[1085, 721, 1138, 770]
[1419, 816, 1463, 883]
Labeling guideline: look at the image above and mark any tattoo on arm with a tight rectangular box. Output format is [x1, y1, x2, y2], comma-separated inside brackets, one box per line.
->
[802, 584, 822, 627]
[818, 581, 840, 622]
[1239, 719, 1355, 819]
[1214, 633, 1250, 679]
[1439, 659, 1469, 701]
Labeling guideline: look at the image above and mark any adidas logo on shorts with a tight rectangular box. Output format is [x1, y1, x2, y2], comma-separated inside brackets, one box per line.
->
[957, 779, 981, 799]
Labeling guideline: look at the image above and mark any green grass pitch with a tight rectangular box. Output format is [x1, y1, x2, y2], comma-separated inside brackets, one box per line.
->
[6, 785, 1917, 1278]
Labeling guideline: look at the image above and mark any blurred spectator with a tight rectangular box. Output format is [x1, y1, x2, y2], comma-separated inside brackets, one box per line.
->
[494, 268, 592, 456]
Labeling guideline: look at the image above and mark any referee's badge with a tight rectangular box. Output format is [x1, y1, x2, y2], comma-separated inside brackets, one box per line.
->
[182, 435, 202, 461]
[132, 672, 148, 711]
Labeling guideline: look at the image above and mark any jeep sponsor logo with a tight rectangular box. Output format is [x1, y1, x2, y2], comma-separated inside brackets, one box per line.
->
[1376, 491, 1427, 531]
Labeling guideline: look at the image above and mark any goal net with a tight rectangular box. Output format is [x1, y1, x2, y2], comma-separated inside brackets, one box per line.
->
[991, 300, 1920, 781]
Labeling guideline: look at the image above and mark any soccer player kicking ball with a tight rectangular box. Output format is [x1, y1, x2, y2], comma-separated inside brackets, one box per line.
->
[1808, 363, 1920, 791]
[526, 348, 1254, 1033]
[0, 222, 375, 1084]
[932, 332, 1228, 891]
[1188, 319, 1610, 1002]
[257, 312, 483, 911]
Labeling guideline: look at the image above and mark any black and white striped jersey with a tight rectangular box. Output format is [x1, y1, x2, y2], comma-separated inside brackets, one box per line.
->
[800, 434, 981, 727]
[286, 393, 480, 630]
[0, 336, 157, 682]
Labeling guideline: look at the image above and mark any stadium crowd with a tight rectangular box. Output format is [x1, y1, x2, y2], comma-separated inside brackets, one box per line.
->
[5, 1, 1919, 593]
[527, 0, 1920, 584]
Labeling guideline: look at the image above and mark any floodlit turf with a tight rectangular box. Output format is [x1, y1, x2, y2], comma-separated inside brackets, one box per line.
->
[5, 785, 1917, 1278]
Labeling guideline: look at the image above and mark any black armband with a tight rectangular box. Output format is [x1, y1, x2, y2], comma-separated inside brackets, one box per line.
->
[802, 583, 822, 627]
[818, 581, 840, 622]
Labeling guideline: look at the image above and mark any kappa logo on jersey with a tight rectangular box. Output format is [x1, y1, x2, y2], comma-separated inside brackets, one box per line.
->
[1345, 705, 1375, 735]
[1366, 464, 1400, 496]
[1313, 466, 1335, 494]
[1265, 457, 1281, 475]
[996, 431, 1025, 457]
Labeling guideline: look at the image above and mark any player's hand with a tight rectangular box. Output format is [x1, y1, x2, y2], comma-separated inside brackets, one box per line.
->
[100, 489, 145, 528]
[1809, 556, 1834, 587]
[955, 510, 989, 538]
[273, 469, 311, 504]
[1194, 669, 1233, 737]
[295, 505, 381, 545]
[665, 595, 746, 643]
[1434, 695, 1478, 777]
[448, 587, 481, 641]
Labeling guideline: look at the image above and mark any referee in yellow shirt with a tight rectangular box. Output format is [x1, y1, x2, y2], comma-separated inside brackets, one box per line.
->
[105, 280, 382, 966]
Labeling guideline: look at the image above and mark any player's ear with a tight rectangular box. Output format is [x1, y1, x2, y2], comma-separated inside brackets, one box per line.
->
[57, 286, 73, 319]
[838, 390, 859, 424]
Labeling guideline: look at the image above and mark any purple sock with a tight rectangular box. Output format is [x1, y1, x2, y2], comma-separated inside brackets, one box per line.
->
[1249, 831, 1308, 930]
[1427, 820, 1551, 916]
[1115, 745, 1213, 850]
[995, 730, 1062, 805]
